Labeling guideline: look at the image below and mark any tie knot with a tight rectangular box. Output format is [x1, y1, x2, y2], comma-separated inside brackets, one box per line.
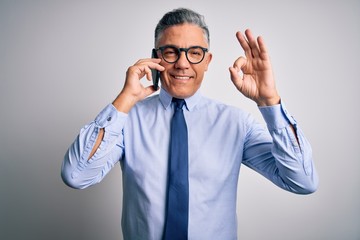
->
[172, 98, 186, 110]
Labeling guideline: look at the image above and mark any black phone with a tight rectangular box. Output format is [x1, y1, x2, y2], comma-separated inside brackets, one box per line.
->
[151, 49, 160, 90]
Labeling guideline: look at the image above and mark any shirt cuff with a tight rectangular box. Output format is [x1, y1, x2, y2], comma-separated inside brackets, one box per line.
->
[258, 101, 297, 131]
[94, 104, 128, 134]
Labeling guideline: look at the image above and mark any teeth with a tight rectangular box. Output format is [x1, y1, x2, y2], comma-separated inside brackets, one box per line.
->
[174, 76, 190, 80]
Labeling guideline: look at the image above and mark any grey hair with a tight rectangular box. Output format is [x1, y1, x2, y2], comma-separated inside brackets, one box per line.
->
[154, 8, 210, 47]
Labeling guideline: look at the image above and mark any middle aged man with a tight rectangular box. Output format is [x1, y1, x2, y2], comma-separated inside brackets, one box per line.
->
[62, 8, 318, 240]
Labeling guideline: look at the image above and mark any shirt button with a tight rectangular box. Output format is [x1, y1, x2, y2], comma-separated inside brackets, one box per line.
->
[107, 116, 112, 121]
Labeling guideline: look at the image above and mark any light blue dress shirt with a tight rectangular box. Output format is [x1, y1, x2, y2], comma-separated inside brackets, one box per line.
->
[62, 88, 318, 240]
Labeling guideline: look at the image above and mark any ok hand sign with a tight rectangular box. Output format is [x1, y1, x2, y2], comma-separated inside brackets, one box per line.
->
[229, 29, 280, 106]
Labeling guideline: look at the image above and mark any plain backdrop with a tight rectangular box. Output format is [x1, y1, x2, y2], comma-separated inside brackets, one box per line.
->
[1, 0, 359, 239]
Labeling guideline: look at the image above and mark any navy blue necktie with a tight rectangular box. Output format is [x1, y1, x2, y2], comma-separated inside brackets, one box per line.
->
[163, 98, 189, 240]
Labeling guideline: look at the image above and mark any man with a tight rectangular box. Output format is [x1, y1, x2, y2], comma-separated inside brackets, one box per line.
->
[61, 8, 318, 240]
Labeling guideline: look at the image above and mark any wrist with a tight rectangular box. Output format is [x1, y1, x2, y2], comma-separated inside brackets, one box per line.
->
[112, 92, 137, 113]
[256, 95, 281, 107]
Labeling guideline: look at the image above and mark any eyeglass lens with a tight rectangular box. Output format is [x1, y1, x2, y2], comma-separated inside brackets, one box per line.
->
[160, 46, 206, 64]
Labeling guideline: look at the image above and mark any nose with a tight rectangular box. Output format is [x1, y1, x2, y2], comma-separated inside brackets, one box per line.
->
[174, 51, 190, 69]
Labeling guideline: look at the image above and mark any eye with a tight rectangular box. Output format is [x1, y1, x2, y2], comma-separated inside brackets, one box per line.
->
[163, 47, 178, 56]
[188, 48, 202, 56]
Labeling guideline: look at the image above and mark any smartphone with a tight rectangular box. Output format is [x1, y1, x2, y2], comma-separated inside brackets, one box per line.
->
[151, 49, 160, 90]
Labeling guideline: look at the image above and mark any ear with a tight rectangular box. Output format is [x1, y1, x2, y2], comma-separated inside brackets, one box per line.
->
[204, 52, 213, 71]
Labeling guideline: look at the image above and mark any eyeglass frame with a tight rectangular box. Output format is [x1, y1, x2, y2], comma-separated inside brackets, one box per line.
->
[153, 45, 209, 64]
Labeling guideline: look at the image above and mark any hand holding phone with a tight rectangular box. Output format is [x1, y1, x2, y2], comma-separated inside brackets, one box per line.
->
[151, 49, 160, 90]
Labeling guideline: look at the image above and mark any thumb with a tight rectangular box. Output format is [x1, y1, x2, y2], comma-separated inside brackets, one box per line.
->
[143, 85, 158, 98]
[229, 66, 243, 89]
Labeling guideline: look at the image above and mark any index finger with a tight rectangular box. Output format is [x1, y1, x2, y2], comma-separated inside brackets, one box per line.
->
[135, 58, 165, 71]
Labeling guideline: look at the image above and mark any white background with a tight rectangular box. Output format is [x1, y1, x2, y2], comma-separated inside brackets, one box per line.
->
[1, 0, 359, 239]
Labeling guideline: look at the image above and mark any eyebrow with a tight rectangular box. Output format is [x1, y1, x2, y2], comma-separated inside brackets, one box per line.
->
[158, 45, 207, 49]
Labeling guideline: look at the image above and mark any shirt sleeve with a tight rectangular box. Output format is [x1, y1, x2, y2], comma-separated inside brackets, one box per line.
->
[61, 104, 127, 189]
[242, 102, 319, 194]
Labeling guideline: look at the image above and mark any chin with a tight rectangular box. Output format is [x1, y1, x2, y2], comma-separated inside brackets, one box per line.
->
[170, 88, 196, 99]
[163, 82, 200, 99]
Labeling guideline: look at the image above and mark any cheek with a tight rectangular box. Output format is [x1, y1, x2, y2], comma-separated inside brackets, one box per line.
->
[194, 65, 207, 81]
[159, 65, 171, 82]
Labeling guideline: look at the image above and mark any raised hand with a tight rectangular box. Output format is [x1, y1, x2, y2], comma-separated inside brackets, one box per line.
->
[229, 29, 280, 106]
[113, 58, 164, 113]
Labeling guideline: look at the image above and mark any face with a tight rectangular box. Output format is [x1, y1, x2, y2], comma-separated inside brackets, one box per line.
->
[157, 23, 212, 99]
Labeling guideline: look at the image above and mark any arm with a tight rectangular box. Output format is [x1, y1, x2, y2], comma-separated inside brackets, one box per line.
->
[243, 103, 318, 194]
[229, 29, 318, 193]
[61, 58, 164, 189]
[61, 104, 126, 189]
[87, 58, 165, 160]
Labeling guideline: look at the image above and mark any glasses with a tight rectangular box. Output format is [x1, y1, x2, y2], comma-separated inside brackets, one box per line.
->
[154, 45, 208, 64]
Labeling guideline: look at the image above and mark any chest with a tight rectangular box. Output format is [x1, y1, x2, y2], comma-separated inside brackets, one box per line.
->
[123, 106, 246, 183]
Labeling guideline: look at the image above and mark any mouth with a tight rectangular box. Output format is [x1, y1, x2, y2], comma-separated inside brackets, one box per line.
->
[171, 75, 192, 81]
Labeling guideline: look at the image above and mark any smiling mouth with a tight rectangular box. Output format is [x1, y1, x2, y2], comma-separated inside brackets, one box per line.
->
[172, 75, 191, 80]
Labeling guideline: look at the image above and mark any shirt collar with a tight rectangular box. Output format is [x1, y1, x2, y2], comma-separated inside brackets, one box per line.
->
[159, 87, 201, 112]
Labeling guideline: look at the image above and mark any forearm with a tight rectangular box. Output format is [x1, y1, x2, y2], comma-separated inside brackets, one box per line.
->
[61, 125, 105, 189]
[61, 104, 127, 189]
[259, 103, 318, 193]
[243, 102, 318, 194]
[88, 128, 104, 160]
[268, 125, 318, 194]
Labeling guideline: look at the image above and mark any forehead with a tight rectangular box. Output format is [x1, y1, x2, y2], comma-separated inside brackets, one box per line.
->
[158, 23, 208, 47]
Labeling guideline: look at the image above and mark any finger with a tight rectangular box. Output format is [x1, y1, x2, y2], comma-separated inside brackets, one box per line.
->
[229, 66, 243, 89]
[135, 58, 162, 65]
[133, 60, 164, 81]
[148, 62, 165, 81]
[134, 58, 163, 73]
[244, 29, 260, 58]
[236, 31, 253, 59]
[257, 36, 270, 60]
[144, 85, 158, 96]
[144, 66, 153, 81]
[232, 56, 247, 73]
